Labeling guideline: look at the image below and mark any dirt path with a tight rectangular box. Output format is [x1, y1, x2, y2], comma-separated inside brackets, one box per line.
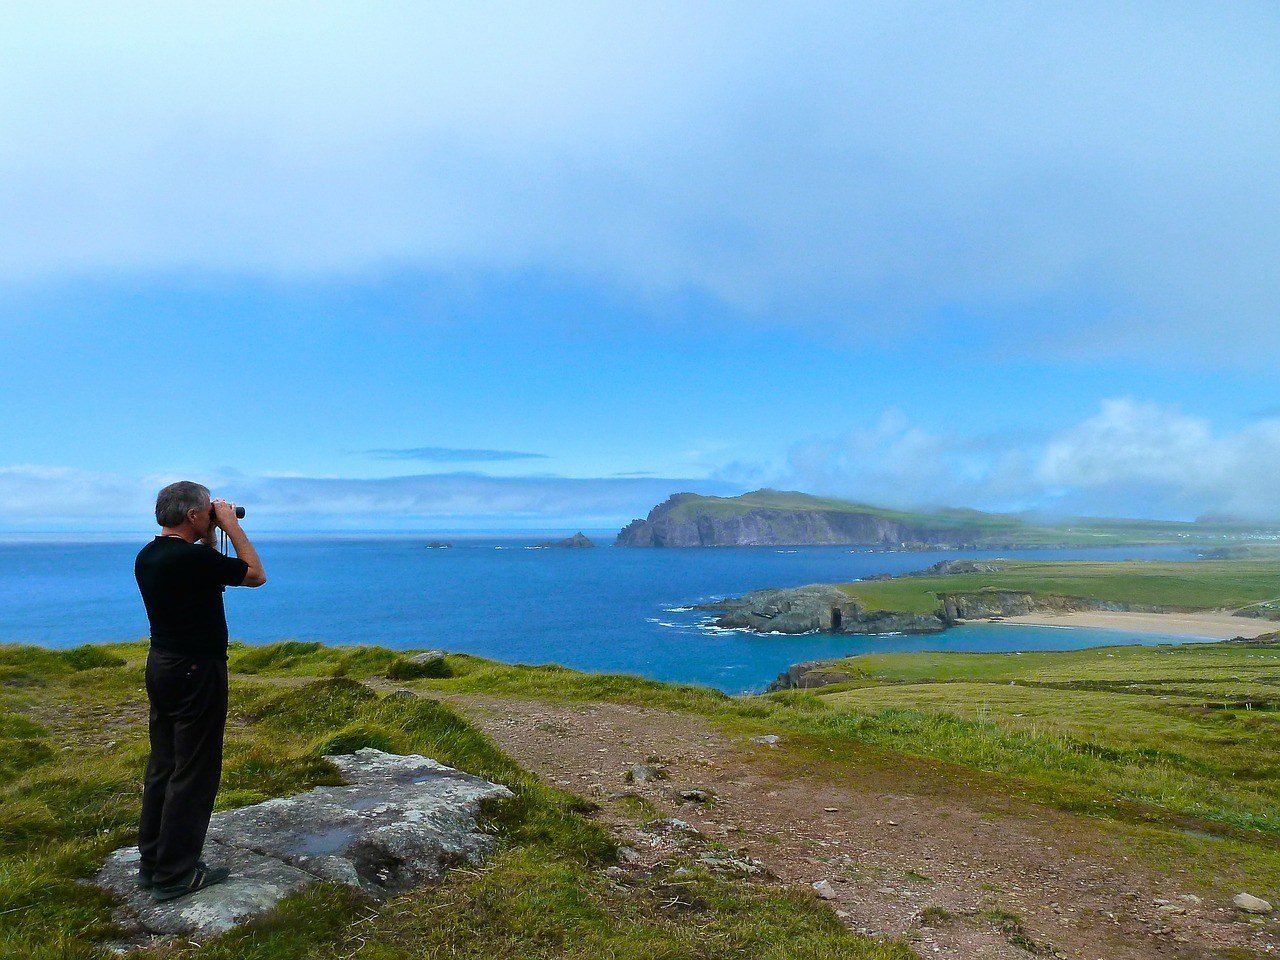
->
[439, 692, 1279, 960]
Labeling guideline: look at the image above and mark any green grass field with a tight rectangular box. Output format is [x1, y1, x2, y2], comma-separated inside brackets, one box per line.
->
[838, 558, 1280, 614]
[8, 635, 1280, 956]
[805, 642, 1280, 834]
[0, 642, 909, 960]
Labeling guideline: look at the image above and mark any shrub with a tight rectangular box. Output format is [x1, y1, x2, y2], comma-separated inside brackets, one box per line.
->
[62, 646, 126, 671]
[386, 655, 452, 681]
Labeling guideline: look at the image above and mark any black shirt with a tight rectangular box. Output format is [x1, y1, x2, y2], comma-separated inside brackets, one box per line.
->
[135, 536, 249, 657]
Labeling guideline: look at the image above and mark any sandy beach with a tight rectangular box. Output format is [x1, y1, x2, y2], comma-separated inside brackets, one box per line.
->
[993, 610, 1277, 639]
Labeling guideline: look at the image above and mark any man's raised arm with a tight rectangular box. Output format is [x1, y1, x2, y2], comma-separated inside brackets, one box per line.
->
[212, 500, 267, 587]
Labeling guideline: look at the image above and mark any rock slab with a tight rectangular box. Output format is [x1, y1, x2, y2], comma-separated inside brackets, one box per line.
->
[1233, 892, 1273, 914]
[94, 749, 512, 940]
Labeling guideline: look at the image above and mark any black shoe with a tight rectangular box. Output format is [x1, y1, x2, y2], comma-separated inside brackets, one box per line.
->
[152, 863, 230, 903]
[138, 858, 208, 891]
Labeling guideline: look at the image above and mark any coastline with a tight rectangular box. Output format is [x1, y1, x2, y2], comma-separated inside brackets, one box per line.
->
[989, 610, 1275, 639]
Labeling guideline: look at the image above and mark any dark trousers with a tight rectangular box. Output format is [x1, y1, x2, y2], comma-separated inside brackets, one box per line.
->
[138, 649, 228, 886]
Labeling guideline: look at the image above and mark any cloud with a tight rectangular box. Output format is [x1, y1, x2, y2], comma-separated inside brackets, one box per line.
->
[0, 467, 742, 530]
[764, 399, 1280, 521]
[363, 447, 548, 463]
[0, 3, 1276, 362]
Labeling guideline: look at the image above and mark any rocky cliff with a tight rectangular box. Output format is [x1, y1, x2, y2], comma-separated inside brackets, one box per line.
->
[616, 491, 1000, 548]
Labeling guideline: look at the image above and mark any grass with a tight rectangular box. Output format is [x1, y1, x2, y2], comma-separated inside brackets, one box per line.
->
[800, 642, 1280, 834]
[9, 633, 1280, 953]
[0, 642, 909, 960]
[380, 637, 1280, 900]
[838, 558, 1280, 614]
[223, 637, 1280, 899]
[216, 638, 1280, 847]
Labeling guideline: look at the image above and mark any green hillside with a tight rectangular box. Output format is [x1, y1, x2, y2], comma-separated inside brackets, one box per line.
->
[839, 559, 1280, 614]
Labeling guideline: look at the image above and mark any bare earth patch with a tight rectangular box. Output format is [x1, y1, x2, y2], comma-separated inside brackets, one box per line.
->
[439, 691, 1280, 960]
[994, 611, 1276, 639]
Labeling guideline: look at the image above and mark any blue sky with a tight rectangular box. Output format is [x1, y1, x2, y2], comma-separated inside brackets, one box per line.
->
[1, 3, 1278, 530]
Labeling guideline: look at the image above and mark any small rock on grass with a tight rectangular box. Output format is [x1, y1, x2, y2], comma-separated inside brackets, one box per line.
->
[750, 735, 780, 748]
[1233, 892, 1273, 914]
[627, 762, 667, 784]
[617, 846, 642, 864]
[676, 788, 714, 804]
[813, 880, 839, 900]
[407, 650, 447, 665]
[648, 818, 699, 836]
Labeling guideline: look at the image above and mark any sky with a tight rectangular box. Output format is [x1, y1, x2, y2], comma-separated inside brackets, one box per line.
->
[1, 2, 1278, 531]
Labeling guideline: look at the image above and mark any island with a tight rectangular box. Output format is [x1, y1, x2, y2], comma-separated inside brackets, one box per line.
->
[701, 557, 1280, 637]
[535, 532, 595, 549]
[615, 488, 1279, 549]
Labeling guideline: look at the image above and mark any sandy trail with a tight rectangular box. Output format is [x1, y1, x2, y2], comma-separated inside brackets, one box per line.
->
[991, 610, 1276, 639]
[440, 691, 1280, 960]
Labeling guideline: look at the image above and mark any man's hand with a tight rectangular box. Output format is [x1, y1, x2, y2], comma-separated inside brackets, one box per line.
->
[211, 499, 242, 531]
[210, 498, 267, 587]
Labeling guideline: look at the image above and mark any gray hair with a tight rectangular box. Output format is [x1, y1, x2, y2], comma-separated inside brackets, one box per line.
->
[155, 481, 211, 527]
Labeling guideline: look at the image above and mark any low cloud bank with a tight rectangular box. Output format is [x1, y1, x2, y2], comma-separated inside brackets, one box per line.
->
[7, 398, 1279, 530]
[0, 469, 741, 531]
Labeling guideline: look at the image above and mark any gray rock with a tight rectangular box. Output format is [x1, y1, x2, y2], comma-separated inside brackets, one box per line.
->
[93, 749, 512, 940]
[1233, 892, 1273, 914]
[697, 852, 762, 875]
[95, 845, 315, 940]
[384, 689, 418, 701]
[407, 650, 447, 666]
[616, 845, 642, 864]
[750, 734, 780, 747]
[626, 762, 667, 784]
[647, 817, 699, 836]
[813, 879, 839, 900]
[676, 788, 714, 804]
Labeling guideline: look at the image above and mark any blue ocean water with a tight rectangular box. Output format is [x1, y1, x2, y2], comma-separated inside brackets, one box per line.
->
[0, 536, 1213, 693]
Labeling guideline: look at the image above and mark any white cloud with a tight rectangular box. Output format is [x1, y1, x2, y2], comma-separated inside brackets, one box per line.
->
[0, 3, 1276, 361]
[769, 399, 1280, 520]
[1036, 399, 1280, 519]
[0, 467, 741, 530]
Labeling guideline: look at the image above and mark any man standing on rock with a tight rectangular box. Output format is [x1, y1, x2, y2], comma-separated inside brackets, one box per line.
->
[134, 481, 267, 902]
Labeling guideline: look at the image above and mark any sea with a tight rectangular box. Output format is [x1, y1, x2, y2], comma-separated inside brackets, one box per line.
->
[0, 535, 1213, 693]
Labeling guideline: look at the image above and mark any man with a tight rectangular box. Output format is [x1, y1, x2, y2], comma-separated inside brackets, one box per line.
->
[134, 481, 267, 902]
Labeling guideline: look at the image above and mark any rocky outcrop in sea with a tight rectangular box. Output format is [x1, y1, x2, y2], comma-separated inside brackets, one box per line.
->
[702, 582, 1178, 639]
[697, 584, 947, 635]
[536, 532, 595, 548]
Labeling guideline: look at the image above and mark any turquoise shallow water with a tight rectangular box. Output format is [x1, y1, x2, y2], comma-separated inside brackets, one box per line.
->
[0, 536, 1213, 693]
